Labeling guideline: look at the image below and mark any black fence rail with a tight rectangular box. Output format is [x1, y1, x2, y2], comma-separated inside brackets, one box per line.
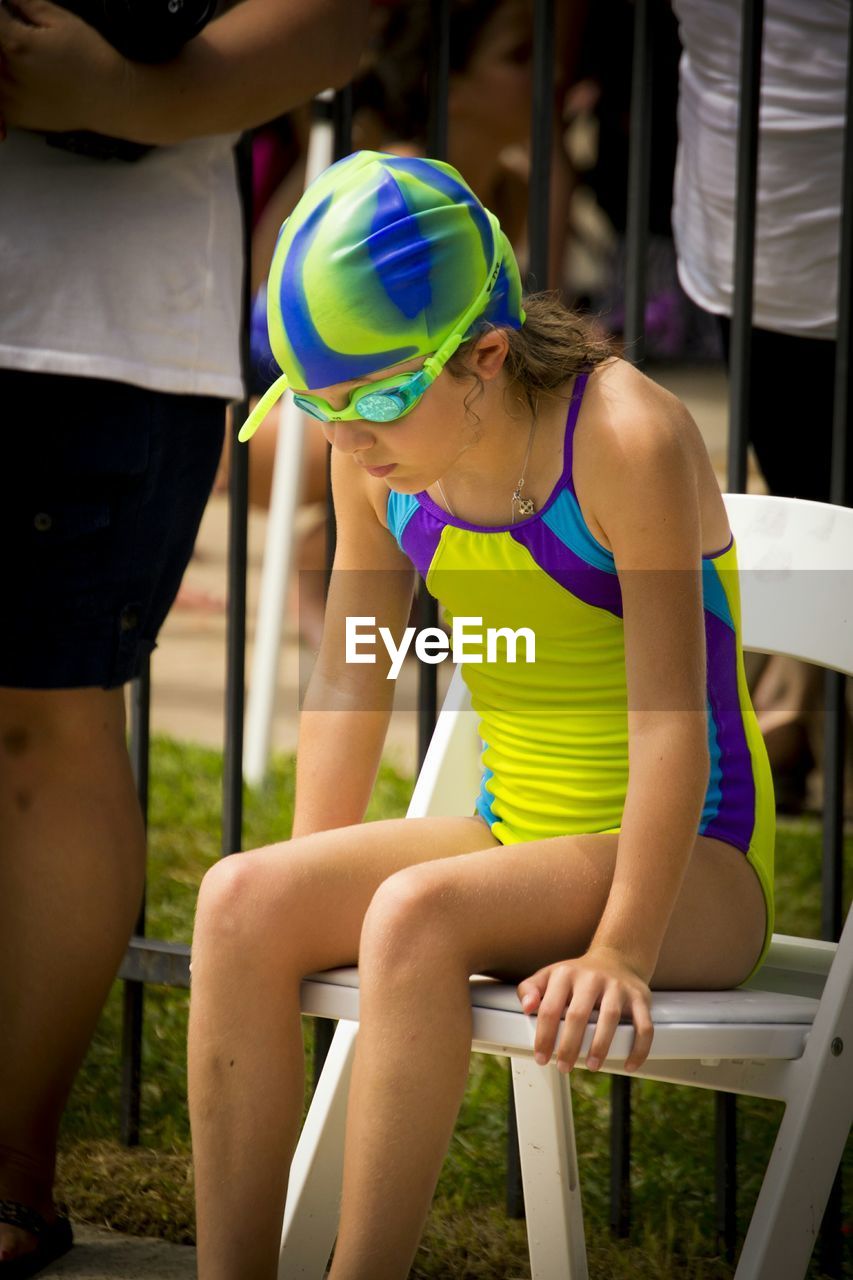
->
[116, 0, 852, 1272]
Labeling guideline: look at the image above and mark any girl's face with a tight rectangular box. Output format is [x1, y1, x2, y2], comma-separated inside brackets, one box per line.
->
[309, 354, 487, 494]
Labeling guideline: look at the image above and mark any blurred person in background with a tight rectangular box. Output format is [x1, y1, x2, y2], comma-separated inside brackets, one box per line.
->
[568, 0, 723, 360]
[672, 0, 850, 811]
[0, 0, 366, 1271]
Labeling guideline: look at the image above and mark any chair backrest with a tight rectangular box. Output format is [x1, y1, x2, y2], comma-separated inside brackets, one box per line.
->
[723, 494, 853, 678]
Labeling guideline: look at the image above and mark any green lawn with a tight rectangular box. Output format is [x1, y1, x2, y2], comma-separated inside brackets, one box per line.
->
[58, 737, 853, 1278]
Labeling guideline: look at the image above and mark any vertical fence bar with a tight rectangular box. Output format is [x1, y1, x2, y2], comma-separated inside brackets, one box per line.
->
[223, 133, 253, 859]
[526, 0, 554, 292]
[427, 0, 451, 160]
[312, 88, 355, 1088]
[505, 0, 557, 1223]
[822, 0, 853, 944]
[610, 0, 655, 1235]
[817, 15, 853, 1275]
[714, 1091, 737, 1262]
[726, 0, 764, 495]
[623, 0, 653, 369]
[120, 658, 150, 1145]
[416, 1, 450, 771]
[716, 1, 765, 1253]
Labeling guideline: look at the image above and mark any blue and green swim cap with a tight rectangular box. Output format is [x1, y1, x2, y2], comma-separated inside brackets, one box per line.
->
[239, 150, 524, 439]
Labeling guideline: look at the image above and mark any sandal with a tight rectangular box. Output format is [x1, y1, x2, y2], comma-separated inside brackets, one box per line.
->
[0, 1200, 73, 1278]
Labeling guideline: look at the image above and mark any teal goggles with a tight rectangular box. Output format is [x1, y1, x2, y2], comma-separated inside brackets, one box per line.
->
[292, 357, 440, 424]
[238, 212, 514, 442]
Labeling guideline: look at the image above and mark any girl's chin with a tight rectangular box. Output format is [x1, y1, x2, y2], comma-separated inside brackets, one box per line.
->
[384, 473, 421, 494]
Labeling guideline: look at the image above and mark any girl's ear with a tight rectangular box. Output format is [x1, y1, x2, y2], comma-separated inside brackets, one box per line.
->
[468, 328, 510, 381]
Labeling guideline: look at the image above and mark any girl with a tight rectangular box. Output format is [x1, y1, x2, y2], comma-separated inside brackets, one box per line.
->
[188, 151, 774, 1280]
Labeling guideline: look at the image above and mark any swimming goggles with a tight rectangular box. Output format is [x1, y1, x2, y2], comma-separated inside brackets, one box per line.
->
[238, 211, 511, 440]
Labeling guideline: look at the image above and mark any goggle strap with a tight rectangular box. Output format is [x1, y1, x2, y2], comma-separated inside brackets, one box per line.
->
[237, 373, 290, 442]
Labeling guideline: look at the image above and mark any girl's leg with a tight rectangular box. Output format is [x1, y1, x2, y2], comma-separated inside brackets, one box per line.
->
[330, 831, 766, 1279]
[187, 815, 498, 1280]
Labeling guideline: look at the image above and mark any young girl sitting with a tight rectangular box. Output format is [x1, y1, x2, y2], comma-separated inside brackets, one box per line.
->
[188, 151, 775, 1280]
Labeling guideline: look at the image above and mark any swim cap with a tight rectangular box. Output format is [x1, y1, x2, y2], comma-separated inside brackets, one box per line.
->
[266, 150, 524, 392]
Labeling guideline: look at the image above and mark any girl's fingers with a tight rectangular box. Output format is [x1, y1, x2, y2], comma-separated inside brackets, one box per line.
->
[554, 979, 600, 1072]
[584, 993, 625, 1070]
[531, 966, 574, 1064]
[517, 968, 550, 1013]
[624, 997, 655, 1072]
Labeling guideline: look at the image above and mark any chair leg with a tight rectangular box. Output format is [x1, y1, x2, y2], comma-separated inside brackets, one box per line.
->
[511, 1058, 589, 1280]
[278, 1020, 357, 1280]
[734, 985, 853, 1280]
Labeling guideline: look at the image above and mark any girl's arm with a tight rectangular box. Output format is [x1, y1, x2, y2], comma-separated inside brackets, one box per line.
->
[518, 370, 711, 1071]
[292, 446, 415, 839]
[0, 0, 368, 143]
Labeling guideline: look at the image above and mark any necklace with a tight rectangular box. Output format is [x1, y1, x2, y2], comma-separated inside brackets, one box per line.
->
[436, 399, 539, 524]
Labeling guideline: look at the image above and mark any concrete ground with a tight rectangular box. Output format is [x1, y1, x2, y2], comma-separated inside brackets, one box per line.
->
[49, 364, 740, 1278]
[41, 1225, 196, 1279]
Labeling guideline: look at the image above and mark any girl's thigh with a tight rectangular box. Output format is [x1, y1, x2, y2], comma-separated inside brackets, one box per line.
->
[202, 816, 500, 975]
[381, 831, 766, 990]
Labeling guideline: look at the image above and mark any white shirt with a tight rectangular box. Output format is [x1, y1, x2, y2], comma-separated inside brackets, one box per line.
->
[672, 0, 847, 338]
[0, 128, 245, 398]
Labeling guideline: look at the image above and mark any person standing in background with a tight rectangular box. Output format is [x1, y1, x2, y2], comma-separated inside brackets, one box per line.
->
[0, 1, 367, 1271]
[672, 0, 850, 809]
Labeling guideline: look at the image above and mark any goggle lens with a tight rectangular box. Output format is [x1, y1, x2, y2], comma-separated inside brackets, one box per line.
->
[354, 389, 409, 421]
[292, 395, 330, 421]
[292, 373, 427, 424]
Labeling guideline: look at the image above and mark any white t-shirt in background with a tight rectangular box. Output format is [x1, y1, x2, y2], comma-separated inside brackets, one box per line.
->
[672, 0, 847, 339]
[0, 129, 245, 399]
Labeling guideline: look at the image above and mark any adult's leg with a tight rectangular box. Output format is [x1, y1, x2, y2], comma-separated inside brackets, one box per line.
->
[0, 370, 224, 1264]
[329, 831, 765, 1279]
[718, 319, 845, 803]
[188, 815, 499, 1280]
[0, 686, 146, 1261]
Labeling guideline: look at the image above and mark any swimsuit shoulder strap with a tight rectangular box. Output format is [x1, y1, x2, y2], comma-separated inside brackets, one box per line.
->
[562, 370, 590, 495]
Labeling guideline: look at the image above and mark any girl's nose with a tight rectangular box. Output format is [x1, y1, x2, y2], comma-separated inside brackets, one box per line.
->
[324, 421, 377, 454]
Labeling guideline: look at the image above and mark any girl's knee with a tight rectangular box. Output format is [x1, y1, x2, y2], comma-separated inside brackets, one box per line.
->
[360, 866, 462, 976]
[194, 850, 286, 951]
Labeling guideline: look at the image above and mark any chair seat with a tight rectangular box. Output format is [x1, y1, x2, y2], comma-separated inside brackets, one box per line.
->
[301, 967, 818, 1063]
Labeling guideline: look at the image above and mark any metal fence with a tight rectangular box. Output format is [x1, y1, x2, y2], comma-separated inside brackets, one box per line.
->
[116, 0, 852, 1271]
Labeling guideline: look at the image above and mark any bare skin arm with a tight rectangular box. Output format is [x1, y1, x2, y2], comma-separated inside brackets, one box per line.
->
[292, 447, 415, 838]
[518, 369, 712, 1071]
[0, 0, 369, 144]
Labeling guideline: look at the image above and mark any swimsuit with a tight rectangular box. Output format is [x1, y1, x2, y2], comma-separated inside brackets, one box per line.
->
[386, 373, 775, 969]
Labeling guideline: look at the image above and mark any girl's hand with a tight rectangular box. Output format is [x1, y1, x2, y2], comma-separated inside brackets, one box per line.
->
[0, 0, 127, 135]
[517, 947, 654, 1073]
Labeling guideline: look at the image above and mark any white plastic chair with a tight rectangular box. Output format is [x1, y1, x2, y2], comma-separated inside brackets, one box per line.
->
[278, 494, 853, 1280]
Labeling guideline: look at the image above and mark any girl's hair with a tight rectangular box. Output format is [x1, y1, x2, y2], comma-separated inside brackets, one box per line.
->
[448, 292, 614, 412]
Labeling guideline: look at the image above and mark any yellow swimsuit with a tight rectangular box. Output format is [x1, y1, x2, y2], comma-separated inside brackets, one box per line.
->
[387, 373, 775, 968]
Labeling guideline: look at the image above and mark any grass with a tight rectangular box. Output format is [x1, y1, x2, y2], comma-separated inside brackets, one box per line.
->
[58, 736, 853, 1278]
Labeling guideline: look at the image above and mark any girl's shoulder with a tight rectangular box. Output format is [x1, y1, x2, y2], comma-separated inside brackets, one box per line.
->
[575, 358, 728, 560]
[582, 357, 694, 450]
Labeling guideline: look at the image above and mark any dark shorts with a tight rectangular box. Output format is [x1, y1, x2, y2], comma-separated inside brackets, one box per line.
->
[1, 369, 227, 689]
[718, 319, 846, 503]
